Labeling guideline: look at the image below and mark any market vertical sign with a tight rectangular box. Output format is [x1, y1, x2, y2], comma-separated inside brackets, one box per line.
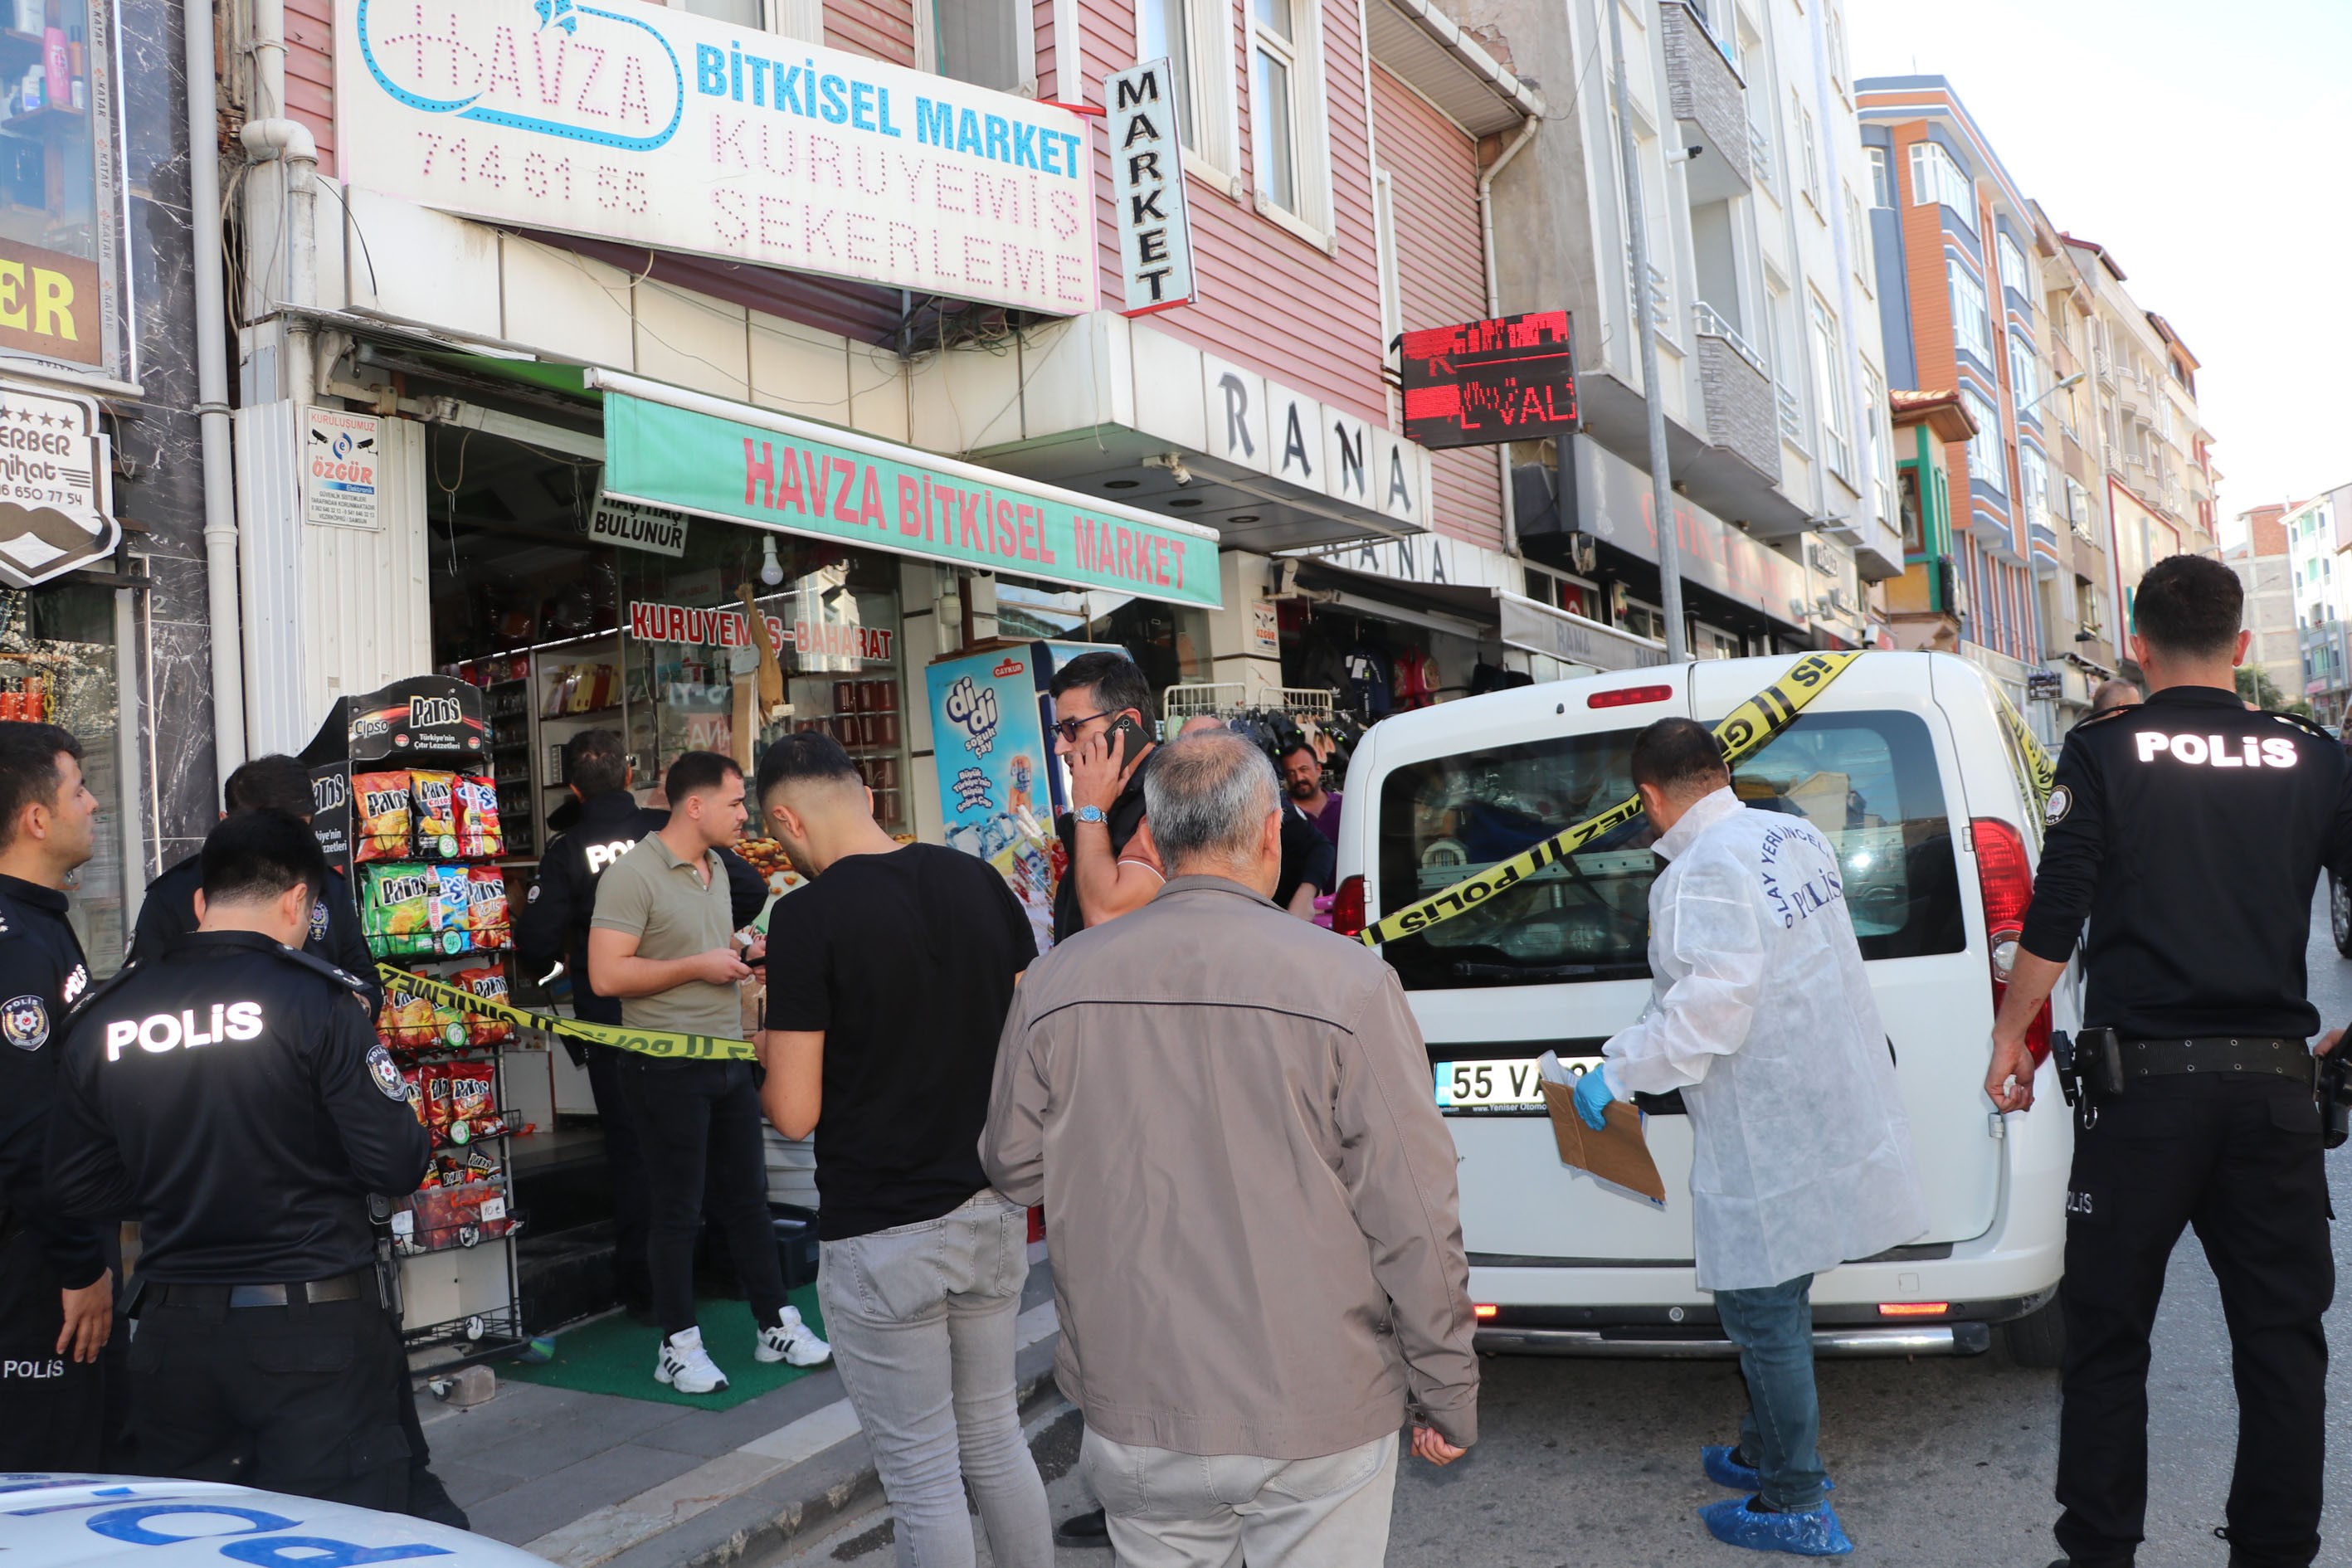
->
[337, 0, 1098, 315]
[1105, 58, 1196, 315]
[601, 392, 1220, 610]
[0, 379, 118, 588]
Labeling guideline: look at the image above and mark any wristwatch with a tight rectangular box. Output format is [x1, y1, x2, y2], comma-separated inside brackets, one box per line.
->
[1074, 805, 1107, 825]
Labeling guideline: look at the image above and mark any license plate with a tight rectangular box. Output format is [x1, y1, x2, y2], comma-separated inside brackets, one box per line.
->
[1433, 1057, 1554, 1113]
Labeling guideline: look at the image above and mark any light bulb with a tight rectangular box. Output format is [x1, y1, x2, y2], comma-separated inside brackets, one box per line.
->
[758, 534, 783, 587]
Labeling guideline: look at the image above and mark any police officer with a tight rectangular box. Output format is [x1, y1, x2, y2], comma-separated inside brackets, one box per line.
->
[46, 809, 431, 1507]
[131, 752, 382, 1017]
[0, 722, 111, 1470]
[514, 728, 767, 1320]
[1984, 554, 2352, 1568]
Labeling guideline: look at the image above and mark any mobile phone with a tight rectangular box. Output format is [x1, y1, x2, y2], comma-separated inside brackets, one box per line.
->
[1110, 713, 1147, 766]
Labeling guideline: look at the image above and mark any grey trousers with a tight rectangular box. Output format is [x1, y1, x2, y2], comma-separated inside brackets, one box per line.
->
[817, 1190, 1052, 1568]
[1079, 1427, 1400, 1568]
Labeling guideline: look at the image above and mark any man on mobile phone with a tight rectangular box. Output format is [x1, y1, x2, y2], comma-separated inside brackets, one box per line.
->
[1049, 652, 1164, 942]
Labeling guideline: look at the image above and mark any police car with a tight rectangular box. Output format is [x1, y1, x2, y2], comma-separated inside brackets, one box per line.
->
[2, 1475, 551, 1566]
[1328, 652, 2072, 1364]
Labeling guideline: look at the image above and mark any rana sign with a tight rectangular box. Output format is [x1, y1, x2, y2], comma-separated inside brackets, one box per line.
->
[336, 0, 1097, 316]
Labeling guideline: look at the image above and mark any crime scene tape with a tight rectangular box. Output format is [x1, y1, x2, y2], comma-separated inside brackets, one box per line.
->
[1990, 684, 2057, 806]
[381, 962, 757, 1062]
[1359, 650, 1867, 949]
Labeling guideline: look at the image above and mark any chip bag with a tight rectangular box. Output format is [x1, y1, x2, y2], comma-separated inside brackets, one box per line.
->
[429, 864, 473, 956]
[446, 1059, 496, 1141]
[467, 866, 510, 951]
[419, 1060, 454, 1133]
[353, 772, 413, 863]
[400, 1064, 429, 1129]
[411, 771, 460, 858]
[363, 864, 435, 957]
[378, 974, 444, 1049]
[455, 776, 504, 858]
[455, 965, 514, 1045]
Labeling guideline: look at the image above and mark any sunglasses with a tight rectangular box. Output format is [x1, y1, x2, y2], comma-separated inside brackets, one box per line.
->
[1051, 710, 1120, 744]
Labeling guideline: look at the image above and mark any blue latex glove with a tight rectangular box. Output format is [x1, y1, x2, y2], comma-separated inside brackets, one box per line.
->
[1572, 1064, 1615, 1130]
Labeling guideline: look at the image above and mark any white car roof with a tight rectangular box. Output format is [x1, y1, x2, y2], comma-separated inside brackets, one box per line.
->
[0, 1475, 552, 1566]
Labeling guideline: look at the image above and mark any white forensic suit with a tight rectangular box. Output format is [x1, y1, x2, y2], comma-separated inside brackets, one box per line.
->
[1600, 786, 1929, 1291]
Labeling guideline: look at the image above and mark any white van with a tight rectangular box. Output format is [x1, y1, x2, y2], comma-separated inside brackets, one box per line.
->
[1330, 651, 2072, 1362]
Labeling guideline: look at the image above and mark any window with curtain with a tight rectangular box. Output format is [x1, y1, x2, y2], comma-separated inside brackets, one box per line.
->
[1138, 0, 1195, 148]
[933, 0, 1025, 91]
[1909, 140, 1975, 232]
[1948, 260, 1992, 363]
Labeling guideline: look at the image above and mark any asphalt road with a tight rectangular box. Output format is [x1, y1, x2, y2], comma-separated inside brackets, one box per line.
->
[779, 891, 2352, 1567]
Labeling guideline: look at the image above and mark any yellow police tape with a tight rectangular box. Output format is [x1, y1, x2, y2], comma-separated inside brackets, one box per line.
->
[1991, 683, 2057, 806]
[380, 962, 757, 1062]
[1358, 650, 1867, 948]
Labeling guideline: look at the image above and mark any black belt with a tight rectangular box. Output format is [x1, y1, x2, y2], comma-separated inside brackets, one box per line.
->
[2120, 1036, 2315, 1086]
[148, 1269, 373, 1310]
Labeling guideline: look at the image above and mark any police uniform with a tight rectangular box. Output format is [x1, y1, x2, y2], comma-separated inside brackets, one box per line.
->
[2019, 685, 2352, 1568]
[132, 852, 383, 1018]
[513, 790, 767, 1310]
[0, 869, 110, 1469]
[45, 930, 431, 1507]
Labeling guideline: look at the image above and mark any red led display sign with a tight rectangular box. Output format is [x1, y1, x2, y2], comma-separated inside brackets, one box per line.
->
[1399, 310, 1577, 449]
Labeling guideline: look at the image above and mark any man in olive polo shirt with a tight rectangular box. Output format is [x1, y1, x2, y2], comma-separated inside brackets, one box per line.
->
[588, 750, 830, 1394]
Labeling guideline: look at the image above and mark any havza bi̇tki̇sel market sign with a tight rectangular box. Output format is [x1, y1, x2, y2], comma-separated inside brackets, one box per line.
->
[0, 379, 119, 588]
[338, 0, 1096, 316]
[601, 391, 1221, 610]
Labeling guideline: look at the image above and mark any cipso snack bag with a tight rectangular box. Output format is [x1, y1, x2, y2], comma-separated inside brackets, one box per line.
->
[363, 864, 435, 957]
[455, 965, 514, 1045]
[455, 776, 504, 858]
[429, 864, 473, 955]
[353, 772, 413, 862]
[410, 771, 460, 858]
[420, 1060, 455, 1133]
[467, 867, 510, 951]
[377, 975, 444, 1049]
[400, 1064, 429, 1128]
[445, 1060, 496, 1142]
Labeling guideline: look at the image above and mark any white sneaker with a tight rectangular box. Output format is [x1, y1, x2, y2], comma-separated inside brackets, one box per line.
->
[655, 1327, 730, 1393]
[755, 1305, 831, 1367]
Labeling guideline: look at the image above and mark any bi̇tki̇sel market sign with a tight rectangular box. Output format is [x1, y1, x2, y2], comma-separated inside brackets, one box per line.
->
[599, 386, 1221, 610]
[337, 0, 1097, 316]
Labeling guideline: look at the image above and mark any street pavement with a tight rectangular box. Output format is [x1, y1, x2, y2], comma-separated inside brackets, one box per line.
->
[768, 887, 2352, 1567]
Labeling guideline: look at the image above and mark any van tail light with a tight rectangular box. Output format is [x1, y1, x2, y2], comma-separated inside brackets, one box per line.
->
[1972, 817, 2051, 1064]
[1588, 684, 1675, 709]
[1331, 875, 1368, 939]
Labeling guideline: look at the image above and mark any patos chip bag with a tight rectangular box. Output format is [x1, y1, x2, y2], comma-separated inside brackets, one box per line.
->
[467, 867, 511, 951]
[455, 776, 504, 858]
[411, 771, 460, 859]
[353, 772, 412, 863]
[363, 865, 435, 957]
[455, 965, 514, 1045]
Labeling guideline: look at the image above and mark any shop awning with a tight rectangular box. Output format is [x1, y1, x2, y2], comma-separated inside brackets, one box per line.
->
[588, 370, 1222, 611]
[1496, 591, 1669, 673]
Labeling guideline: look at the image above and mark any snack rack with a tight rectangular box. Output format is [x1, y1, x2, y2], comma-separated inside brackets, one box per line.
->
[300, 675, 528, 1364]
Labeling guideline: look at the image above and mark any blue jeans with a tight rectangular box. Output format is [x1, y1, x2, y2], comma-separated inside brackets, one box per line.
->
[1714, 1274, 1830, 1512]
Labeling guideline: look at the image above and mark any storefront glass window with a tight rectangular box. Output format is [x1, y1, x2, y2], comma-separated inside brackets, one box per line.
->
[0, 582, 121, 968]
[996, 580, 1210, 696]
[0, 0, 123, 377]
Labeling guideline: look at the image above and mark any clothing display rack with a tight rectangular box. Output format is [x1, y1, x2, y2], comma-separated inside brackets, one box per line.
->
[1160, 683, 1338, 723]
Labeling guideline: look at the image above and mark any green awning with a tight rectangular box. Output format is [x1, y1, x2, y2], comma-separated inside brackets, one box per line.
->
[592, 371, 1222, 610]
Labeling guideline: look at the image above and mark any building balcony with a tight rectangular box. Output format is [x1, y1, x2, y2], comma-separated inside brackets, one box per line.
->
[1659, 2, 1752, 200]
[1691, 302, 1781, 485]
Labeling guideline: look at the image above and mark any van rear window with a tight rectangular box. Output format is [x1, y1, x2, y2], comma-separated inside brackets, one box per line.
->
[1376, 710, 1965, 989]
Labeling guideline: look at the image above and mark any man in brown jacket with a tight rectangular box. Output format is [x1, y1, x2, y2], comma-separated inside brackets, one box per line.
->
[982, 730, 1477, 1566]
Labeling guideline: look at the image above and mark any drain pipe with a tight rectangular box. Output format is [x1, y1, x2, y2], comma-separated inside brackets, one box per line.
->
[1479, 112, 1541, 558]
[186, 0, 244, 777]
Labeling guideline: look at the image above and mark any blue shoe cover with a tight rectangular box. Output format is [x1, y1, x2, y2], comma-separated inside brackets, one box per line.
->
[1698, 1496, 1854, 1556]
[1702, 1445, 1834, 1493]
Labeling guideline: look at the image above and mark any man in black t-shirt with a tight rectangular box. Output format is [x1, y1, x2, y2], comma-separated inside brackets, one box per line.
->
[752, 733, 1052, 1566]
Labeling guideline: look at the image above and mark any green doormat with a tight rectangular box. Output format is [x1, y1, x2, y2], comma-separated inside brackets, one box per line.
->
[501, 1288, 830, 1410]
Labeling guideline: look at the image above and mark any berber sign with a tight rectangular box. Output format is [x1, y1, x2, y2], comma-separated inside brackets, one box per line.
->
[0, 379, 119, 588]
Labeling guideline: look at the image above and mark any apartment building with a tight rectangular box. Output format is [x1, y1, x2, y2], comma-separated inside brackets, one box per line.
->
[1853, 77, 2059, 719]
[1473, 0, 1902, 660]
[2285, 487, 2352, 724]
[2226, 500, 2298, 706]
[2062, 231, 2221, 640]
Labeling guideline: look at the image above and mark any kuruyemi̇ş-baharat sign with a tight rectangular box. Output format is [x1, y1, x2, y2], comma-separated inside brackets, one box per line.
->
[597, 382, 1222, 611]
[337, 0, 1097, 316]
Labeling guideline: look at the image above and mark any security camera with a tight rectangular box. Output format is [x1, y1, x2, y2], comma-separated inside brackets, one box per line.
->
[1668, 144, 1706, 164]
[1144, 452, 1194, 487]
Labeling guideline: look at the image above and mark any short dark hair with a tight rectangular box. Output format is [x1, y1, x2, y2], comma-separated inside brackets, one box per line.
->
[223, 754, 315, 818]
[1629, 717, 1730, 796]
[200, 808, 329, 908]
[2132, 554, 2242, 659]
[755, 732, 860, 809]
[664, 749, 742, 802]
[0, 722, 81, 850]
[1275, 738, 1317, 765]
[565, 728, 630, 797]
[1048, 651, 1153, 723]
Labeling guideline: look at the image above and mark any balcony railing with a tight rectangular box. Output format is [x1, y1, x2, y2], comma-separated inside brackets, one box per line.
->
[1691, 301, 1767, 374]
[1750, 122, 1773, 191]
[2093, 343, 2116, 383]
[1776, 382, 1803, 443]
[1626, 249, 1672, 336]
